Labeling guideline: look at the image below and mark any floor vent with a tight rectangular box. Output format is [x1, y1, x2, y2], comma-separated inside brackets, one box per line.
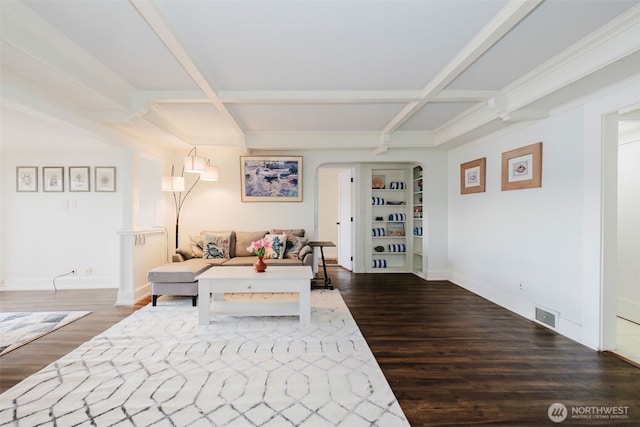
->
[535, 306, 558, 329]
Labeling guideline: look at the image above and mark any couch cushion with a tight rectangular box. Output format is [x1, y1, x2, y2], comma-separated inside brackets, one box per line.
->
[235, 230, 268, 257]
[147, 260, 211, 283]
[203, 232, 232, 259]
[270, 228, 305, 237]
[221, 257, 303, 266]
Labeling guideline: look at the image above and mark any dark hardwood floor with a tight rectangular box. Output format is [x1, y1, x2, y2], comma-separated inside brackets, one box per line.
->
[1, 270, 639, 426]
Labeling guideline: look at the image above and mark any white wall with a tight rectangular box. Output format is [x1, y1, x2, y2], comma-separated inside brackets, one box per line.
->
[618, 139, 640, 323]
[449, 109, 585, 338]
[448, 78, 640, 349]
[2, 145, 123, 289]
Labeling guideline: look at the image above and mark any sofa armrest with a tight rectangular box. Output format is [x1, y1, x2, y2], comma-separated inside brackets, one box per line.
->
[172, 253, 185, 262]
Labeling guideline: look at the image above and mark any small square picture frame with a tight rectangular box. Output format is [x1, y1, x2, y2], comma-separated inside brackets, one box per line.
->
[95, 167, 116, 192]
[460, 157, 486, 195]
[69, 166, 90, 192]
[43, 167, 64, 192]
[16, 166, 38, 192]
[501, 142, 543, 191]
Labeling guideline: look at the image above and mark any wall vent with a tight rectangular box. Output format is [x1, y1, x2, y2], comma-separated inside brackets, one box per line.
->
[535, 306, 558, 329]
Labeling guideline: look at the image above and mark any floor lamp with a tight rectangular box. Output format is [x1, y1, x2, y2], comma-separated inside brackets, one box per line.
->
[162, 149, 218, 249]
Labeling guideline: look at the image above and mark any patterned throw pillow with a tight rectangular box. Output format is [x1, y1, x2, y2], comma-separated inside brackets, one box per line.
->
[202, 233, 231, 259]
[263, 233, 287, 259]
[284, 236, 308, 259]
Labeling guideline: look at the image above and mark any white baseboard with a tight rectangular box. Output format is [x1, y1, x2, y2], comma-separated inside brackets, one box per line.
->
[449, 272, 590, 350]
[618, 297, 640, 324]
[0, 276, 118, 290]
[116, 282, 150, 306]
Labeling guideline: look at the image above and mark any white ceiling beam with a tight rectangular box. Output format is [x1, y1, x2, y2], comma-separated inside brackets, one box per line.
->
[129, 0, 247, 152]
[219, 90, 422, 104]
[217, 90, 499, 104]
[0, 1, 136, 113]
[380, 0, 543, 144]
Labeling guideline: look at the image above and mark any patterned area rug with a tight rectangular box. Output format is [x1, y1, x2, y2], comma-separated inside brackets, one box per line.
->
[0, 311, 91, 356]
[0, 290, 409, 426]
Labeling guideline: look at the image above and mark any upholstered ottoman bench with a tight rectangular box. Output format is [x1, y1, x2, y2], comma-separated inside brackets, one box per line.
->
[147, 261, 212, 306]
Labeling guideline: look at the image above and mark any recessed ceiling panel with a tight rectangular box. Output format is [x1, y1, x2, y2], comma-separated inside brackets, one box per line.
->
[399, 102, 478, 131]
[157, 103, 239, 137]
[158, 0, 508, 91]
[1, 42, 125, 112]
[447, 0, 638, 91]
[23, 0, 198, 91]
[227, 103, 407, 132]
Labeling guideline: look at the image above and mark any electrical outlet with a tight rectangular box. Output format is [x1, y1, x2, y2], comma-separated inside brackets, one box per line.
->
[72, 269, 76, 275]
[83, 267, 93, 276]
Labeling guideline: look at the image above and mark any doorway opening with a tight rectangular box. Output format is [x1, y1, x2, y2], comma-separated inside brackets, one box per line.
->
[614, 108, 640, 364]
[317, 165, 356, 271]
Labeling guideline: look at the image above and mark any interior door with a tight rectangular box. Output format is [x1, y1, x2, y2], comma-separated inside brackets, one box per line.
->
[338, 169, 353, 270]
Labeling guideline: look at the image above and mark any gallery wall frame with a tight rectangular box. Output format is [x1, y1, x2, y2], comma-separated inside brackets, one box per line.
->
[501, 142, 543, 191]
[240, 156, 302, 202]
[16, 166, 38, 192]
[43, 167, 64, 192]
[95, 167, 116, 192]
[460, 157, 486, 194]
[69, 166, 90, 192]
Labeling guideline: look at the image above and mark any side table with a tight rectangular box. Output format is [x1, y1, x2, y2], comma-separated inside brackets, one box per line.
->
[308, 241, 335, 289]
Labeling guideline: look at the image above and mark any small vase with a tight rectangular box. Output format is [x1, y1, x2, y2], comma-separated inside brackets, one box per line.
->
[254, 256, 267, 273]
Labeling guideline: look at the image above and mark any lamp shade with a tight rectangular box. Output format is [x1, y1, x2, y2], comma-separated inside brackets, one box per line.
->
[201, 165, 219, 181]
[184, 155, 207, 173]
[162, 176, 185, 192]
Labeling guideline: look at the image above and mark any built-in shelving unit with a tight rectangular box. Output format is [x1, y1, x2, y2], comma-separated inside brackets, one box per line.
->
[412, 165, 424, 277]
[367, 166, 409, 272]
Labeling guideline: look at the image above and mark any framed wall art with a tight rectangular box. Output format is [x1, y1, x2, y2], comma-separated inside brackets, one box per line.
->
[95, 167, 116, 192]
[43, 167, 64, 192]
[16, 166, 38, 192]
[460, 157, 486, 194]
[501, 142, 542, 191]
[240, 156, 302, 202]
[69, 166, 90, 192]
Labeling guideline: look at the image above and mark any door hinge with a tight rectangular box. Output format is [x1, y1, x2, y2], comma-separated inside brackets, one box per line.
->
[350, 256, 353, 261]
[350, 177, 354, 183]
[350, 217, 353, 222]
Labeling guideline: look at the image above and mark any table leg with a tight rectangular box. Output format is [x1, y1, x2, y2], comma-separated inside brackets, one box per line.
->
[198, 281, 210, 325]
[299, 283, 311, 325]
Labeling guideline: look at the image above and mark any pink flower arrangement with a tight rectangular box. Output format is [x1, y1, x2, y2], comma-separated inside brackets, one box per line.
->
[247, 238, 270, 257]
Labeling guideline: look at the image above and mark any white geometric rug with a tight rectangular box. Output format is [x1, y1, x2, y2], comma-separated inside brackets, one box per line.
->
[0, 290, 409, 426]
[0, 311, 91, 357]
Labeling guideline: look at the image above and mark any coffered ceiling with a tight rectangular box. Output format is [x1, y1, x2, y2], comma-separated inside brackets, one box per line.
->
[1, 0, 638, 153]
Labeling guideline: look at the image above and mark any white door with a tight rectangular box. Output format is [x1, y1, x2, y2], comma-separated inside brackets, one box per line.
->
[338, 169, 353, 270]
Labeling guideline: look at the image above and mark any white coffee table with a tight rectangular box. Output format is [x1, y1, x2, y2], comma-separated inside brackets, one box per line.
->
[196, 266, 313, 325]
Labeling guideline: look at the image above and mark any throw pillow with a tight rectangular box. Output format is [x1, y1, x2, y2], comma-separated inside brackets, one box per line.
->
[298, 244, 313, 261]
[189, 234, 204, 258]
[201, 230, 235, 258]
[202, 233, 231, 259]
[284, 236, 308, 259]
[176, 242, 194, 260]
[263, 233, 287, 259]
